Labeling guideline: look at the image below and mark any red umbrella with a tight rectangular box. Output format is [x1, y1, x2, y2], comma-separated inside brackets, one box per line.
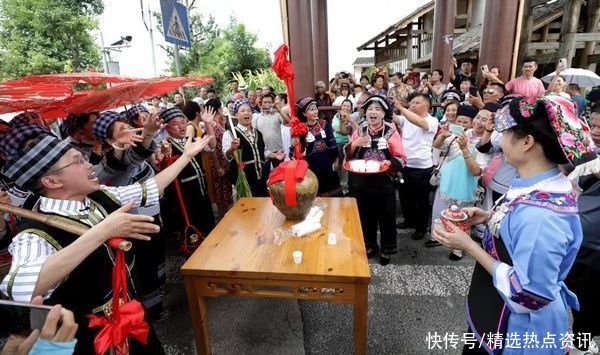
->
[0, 81, 73, 98]
[64, 76, 213, 114]
[0, 79, 74, 114]
[19, 72, 142, 87]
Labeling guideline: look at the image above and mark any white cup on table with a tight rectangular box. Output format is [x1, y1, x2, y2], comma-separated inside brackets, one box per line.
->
[292, 250, 303, 264]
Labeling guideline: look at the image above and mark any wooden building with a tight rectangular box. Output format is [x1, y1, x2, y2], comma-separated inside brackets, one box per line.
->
[356, 0, 600, 83]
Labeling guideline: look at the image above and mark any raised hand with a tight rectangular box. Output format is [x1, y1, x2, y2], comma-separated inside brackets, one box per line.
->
[352, 135, 370, 149]
[92, 200, 159, 241]
[183, 135, 212, 158]
[111, 127, 144, 147]
[201, 106, 216, 124]
[142, 111, 163, 136]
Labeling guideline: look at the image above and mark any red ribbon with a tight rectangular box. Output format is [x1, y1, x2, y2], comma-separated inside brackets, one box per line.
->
[284, 160, 298, 206]
[267, 160, 308, 207]
[88, 237, 149, 355]
[88, 300, 149, 355]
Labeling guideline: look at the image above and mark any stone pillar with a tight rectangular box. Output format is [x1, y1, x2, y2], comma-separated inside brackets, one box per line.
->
[287, 0, 316, 99]
[479, 0, 520, 84]
[311, 0, 329, 84]
[431, 0, 456, 84]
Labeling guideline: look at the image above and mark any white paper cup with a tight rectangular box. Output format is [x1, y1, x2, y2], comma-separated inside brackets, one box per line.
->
[327, 232, 337, 245]
[292, 250, 303, 264]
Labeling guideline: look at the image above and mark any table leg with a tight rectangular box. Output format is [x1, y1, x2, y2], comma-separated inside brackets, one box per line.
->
[184, 278, 211, 355]
[353, 283, 368, 355]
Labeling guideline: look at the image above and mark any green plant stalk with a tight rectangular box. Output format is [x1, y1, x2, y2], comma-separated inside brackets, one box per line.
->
[234, 150, 252, 200]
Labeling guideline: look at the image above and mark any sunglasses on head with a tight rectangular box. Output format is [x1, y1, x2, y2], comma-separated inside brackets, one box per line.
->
[483, 89, 497, 95]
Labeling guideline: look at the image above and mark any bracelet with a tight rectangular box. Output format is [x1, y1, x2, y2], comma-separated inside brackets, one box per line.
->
[111, 143, 127, 151]
[485, 129, 494, 133]
[463, 154, 472, 159]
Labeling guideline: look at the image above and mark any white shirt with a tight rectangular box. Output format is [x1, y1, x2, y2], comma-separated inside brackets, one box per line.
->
[397, 114, 438, 169]
[222, 124, 271, 162]
[0, 179, 160, 301]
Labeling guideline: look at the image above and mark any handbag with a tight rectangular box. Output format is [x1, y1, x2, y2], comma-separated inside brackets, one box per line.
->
[429, 137, 456, 187]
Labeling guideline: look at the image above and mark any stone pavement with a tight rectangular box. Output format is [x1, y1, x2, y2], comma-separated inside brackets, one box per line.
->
[153, 227, 474, 355]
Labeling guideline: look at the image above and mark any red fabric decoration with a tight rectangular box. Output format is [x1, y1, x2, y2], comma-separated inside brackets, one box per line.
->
[268, 160, 309, 207]
[272, 44, 308, 141]
[289, 117, 307, 137]
[88, 238, 149, 355]
[272, 45, 297, 121]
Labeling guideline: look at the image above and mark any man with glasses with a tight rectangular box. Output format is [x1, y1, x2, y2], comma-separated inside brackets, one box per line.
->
[468, 83, 506, 109]
[0, 131, 211, 354]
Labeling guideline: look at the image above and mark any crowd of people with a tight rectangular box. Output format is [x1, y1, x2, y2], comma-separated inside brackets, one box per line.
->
[0, 54, 599, 354]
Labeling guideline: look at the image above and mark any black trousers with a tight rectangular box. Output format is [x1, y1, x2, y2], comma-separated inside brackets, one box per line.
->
[355, 182, 397, 254]
[399, 166, 433, 232]
[133, 215, 166, 313]
[566, 247, 600, 349]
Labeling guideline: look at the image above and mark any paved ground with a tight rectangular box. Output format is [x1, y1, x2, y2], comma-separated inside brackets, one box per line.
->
[153, 226, 474, 355]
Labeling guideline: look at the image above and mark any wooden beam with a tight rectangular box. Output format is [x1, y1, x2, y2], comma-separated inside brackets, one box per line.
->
[579, 0, 600, 68]
[574, 32, 600, 42]
[527, 42, 560, 50]
[466, 0, 473, 31]
[558, 0, 583, 66]
[533, 13, 564, 31]
[588, 54, 600, 64]
[548, 22, 562, 29]
[526, 41, 586, 52]
[541, 24, 550, 42]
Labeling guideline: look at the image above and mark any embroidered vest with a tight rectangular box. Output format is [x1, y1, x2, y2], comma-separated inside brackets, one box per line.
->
[14, 190, 134, 316]
[168, 137, 207, 196]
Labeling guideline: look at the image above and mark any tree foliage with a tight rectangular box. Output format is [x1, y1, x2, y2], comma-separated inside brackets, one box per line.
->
[155, 8, 271, 98]
[0, 0, 103, 80]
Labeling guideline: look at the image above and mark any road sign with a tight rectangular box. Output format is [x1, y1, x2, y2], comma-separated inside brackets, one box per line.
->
[160, 0, 191, 48]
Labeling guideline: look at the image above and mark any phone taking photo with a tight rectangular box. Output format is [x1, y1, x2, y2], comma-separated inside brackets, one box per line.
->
[0, 299, 53, 333]
[481, 64, 489, 72]
[469, 87, 478, 97]
[449, 124, 465, 136]
[558, 58, 567, 70]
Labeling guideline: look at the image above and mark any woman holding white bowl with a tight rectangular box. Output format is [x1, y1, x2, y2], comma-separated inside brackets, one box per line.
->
[345, 95, 407, 265]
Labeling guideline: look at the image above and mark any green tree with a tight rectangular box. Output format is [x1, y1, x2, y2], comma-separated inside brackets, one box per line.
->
[0, 0, 103, 80]
[155, 6, 272, 99]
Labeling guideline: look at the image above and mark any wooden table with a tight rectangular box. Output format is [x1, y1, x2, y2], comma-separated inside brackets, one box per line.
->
[181, 197, 371, 354]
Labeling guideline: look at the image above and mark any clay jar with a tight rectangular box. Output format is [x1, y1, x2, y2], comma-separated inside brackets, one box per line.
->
[269, 169, 319, 220]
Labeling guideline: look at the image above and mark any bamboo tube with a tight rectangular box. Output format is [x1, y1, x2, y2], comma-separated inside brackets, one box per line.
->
[0, 203, 132, 251]
[227, 115, 238, 139]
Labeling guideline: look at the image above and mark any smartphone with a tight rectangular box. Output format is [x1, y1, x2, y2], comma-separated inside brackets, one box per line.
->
[449, 124, 465, 135]
[469, 87, 478, 96]
[558, 58, 567, 70]
[481, 64, 489, 72]
[0, 299, 53, 333]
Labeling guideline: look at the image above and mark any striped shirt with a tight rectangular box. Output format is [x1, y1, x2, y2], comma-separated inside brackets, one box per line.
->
[0, 178, 159, 301]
